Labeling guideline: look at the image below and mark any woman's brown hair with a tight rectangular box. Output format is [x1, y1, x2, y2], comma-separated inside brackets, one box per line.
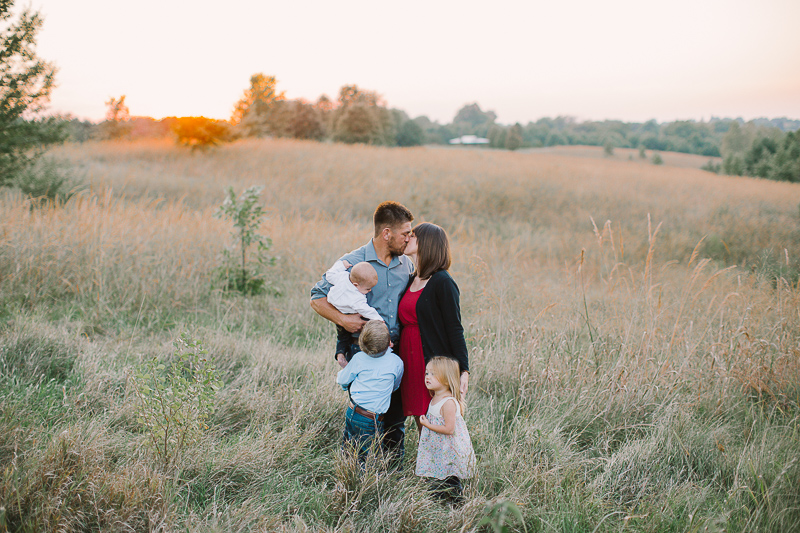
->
[414, 222, 450, 280]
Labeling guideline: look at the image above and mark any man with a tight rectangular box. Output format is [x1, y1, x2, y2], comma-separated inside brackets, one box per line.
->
[310, 201, 414, 463]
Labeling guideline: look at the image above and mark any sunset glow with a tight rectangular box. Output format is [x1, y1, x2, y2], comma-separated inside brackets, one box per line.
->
[34, 0, 800, 124]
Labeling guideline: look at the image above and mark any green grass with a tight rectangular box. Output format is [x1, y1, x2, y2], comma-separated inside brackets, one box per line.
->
[1, 138, 799, 531]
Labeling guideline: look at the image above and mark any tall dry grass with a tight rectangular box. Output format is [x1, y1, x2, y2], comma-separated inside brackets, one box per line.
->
[1, 137, 799, 531]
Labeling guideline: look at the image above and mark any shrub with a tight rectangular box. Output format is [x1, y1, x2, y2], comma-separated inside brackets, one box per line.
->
[701, 159, 721, 173]
[12, 156, 82, 203]
[132, 334, 222, 471]
[171, 117, 232, 151]
[213, 186, 276, 294]
[477, 500, 527, 532]
[651, 152, 664, 165]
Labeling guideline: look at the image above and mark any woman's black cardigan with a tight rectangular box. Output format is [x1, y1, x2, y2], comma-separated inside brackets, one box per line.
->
[401, 269, 469, 373]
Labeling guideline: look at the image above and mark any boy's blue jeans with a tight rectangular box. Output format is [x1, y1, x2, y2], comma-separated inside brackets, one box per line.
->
[341, 341, 405, 467]
[343, 405, 384, 460]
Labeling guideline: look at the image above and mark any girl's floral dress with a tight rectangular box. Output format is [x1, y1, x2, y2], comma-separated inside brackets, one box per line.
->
[416, 396, 476, 479]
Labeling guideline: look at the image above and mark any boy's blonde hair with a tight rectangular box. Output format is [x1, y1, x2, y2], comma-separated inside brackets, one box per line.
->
[427, 356, 466, 414]
[350, 262, 378, 288]
[358, 320, 390, 357]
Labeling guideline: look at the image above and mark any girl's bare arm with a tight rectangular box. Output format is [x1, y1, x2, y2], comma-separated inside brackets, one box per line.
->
[419, 400, 456, 435]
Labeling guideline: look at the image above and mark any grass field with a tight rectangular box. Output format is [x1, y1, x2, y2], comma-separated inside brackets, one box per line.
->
[518, 145, 721, 170]
[1, 138, 799, 532]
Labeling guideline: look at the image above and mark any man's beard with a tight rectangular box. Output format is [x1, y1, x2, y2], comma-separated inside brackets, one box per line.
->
[388, 241, 407, 256]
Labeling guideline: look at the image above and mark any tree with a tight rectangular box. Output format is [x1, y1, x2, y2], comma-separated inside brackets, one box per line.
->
[544, 130, 566, 147]
[721, 121, 753, 155]
[0, 0, 62, 187]
[315, 94, 334, 136]
[288, 101, 324, 140]
[231, 73, 285, 137]
[770, 131, 800, 182]
[171, 117, 232, 150]
[336, 84, 382, 108]
[63, 116, 95, 143]
[396, 119, 425, 147]
[487, 125, 506, 148]
[99, 95, 131, 139]
[333, 103, 379, 144]
[330, 84, 396, 146]
[106, 95, 130, 122]
[315, 94, 334, 114]
[505, 123, 523, 151]
[214, 186, 275, 294]
[453, 103, 497, 128]
[452, 103, 496, 137]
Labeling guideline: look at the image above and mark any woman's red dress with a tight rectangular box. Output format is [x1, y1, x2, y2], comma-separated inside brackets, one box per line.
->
[398, 287, 431, 417]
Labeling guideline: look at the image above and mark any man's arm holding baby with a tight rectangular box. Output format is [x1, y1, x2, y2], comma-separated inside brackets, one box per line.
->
[311, 254, 367, 334]
[310, 297, 367, 333]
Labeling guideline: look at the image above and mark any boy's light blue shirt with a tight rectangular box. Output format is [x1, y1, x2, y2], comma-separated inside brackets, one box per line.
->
[336, 347, 404, 415]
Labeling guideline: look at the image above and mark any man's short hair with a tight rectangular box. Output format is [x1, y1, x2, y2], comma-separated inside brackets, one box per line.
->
[373, 201, 413, 237]
[358, 320, 391, 357]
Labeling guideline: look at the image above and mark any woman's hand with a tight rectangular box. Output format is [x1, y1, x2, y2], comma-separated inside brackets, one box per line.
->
[460, 371, 469, 397]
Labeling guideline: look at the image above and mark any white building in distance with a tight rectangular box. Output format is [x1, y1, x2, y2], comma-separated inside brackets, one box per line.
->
[449, 134, 490, 145]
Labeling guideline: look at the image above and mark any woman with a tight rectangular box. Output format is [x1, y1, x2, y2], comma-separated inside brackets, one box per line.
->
[398, 222, 469, 431]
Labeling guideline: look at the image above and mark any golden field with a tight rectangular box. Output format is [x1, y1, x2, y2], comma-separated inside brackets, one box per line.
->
[1, 138, 799, 531]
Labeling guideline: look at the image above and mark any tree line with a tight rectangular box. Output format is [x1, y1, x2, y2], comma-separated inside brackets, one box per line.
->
[715, 122, 800, 182]
[62, 75, 429, 149]
[31, 74, 800, 184]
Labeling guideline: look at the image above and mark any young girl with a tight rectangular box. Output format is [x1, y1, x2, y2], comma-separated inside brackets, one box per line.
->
[416, 356, 476, 502]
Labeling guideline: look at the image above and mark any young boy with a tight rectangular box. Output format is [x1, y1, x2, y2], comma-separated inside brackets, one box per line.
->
[336, 320, 404, 460]
[325, 260, 383, 364]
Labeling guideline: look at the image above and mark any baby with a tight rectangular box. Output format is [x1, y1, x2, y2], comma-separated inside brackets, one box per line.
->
[325, 260, 383, 363]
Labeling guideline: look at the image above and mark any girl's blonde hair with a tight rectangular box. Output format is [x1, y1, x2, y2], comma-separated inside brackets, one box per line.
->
[427, 356, 466, 414]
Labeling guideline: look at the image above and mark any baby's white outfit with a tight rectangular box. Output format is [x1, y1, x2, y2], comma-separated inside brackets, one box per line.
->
[325, 260, 382, 321]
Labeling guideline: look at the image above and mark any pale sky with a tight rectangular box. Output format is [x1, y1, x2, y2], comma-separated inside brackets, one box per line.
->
[29, 0, 800, 124]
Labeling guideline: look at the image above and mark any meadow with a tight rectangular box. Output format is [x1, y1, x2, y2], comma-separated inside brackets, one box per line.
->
[1, 138, 799, 532]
